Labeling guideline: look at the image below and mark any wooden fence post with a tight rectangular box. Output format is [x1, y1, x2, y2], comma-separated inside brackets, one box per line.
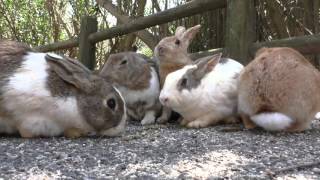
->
[79, 16, 98, 70]
[225, 0, 256, 65]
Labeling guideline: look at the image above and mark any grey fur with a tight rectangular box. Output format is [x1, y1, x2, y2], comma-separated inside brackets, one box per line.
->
[45, 54, 125, 131]
[100, 52, 161, 123]
[178, 53, 222, 91]
[0, 40, 31, 118]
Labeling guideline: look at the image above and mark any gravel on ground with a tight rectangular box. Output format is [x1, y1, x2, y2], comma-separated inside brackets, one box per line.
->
[0, 120, 320, 180]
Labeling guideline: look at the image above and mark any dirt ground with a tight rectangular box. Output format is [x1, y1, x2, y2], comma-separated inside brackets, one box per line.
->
[0, 120, 320, 180]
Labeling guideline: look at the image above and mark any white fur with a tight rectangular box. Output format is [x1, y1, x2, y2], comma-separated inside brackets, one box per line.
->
[1, 52, 93, 136]
[315, 112, 320, 120]
[118, 67, 160, 109]
[141, 110, 156, 125]
[160, 58, 243, 123]
[251, 113, 293, 131]
[101, 86, 127, 136]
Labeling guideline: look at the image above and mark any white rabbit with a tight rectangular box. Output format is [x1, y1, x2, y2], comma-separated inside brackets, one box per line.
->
[0, 40, 127, 138]
[159, 53, 243, 128]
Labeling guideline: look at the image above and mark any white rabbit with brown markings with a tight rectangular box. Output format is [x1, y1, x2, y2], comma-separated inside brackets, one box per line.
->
[100, 52, 161, 125]
[0, 40, 127, 138]
[154, 24, 201, 123]
[159, 53, 243, 128]
[238, 47, 320, 132]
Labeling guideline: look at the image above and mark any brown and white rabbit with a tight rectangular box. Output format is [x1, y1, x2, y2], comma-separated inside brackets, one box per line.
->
[0, 40, 127, 138]
[154, 24, 201, 123]
[160, 53, 244, 128]
[238, 47, 320, 132]
[100, 52, 161, 125]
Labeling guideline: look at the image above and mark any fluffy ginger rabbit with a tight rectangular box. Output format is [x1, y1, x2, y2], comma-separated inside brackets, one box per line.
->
[238, 47, 320, 132]
[159, 53, 243, 128]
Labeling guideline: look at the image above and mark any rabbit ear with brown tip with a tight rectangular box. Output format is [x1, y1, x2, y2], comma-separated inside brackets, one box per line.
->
[45, 54, 102, 94]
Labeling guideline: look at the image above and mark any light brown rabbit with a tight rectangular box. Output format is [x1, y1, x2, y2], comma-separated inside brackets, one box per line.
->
[154, 24, 201, 123]
[238, 47, 320, 132]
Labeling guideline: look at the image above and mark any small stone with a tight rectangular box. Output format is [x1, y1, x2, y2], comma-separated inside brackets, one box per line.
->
[312, 167, 320, 173]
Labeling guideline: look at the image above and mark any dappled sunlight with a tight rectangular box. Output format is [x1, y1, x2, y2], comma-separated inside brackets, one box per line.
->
[120, 149, 253, 179]
[11, 167, 62, 180]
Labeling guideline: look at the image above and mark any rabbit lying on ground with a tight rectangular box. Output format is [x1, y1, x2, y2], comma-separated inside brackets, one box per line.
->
[100, 52, 161, 125]
[160, 53, 243, 128]
[0, 40, 127, 138]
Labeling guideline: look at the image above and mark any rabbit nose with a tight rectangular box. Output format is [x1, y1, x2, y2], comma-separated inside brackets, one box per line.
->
[160, 96, 169, 105]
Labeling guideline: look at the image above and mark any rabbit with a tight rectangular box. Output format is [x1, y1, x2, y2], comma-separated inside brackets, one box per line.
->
[154, 24, 201, 123]
[100, 52, 161, 125]
[0, 40, 127, 138]
[238, 47, 320, 132]
[159, 52, 244, 128]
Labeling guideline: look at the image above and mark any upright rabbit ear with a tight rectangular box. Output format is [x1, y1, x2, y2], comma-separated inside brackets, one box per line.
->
[181, 24, 201, 46]
[194, 53, 222, 77]
[45, 53, 101, 94]
[175, 26, 186, 37]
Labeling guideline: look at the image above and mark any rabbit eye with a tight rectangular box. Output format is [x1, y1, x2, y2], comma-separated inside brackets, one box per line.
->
[175, 39, 180, 45]
[180, 78, 187, 87]
[105, 98, 116, 110]
[120, 60, 127, 65]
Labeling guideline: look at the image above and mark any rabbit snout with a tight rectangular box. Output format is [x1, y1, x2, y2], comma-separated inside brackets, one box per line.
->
[159, 93, 169, 105]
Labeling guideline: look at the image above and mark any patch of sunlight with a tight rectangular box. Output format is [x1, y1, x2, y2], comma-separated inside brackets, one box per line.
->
[12, 167, 62, 180]
[276, 173, 319, 180]
[120, 149, 252, 179]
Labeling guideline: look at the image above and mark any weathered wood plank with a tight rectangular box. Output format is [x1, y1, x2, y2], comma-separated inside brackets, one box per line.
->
[251, 34, 320, 55]
[189, 48, 224, 60]
[35, 0, 226, 52]
[224, 0, 256, 65]
[89, 0, 226, 43]
[34, 38, 78, 52]
[79, 16, 98, 70]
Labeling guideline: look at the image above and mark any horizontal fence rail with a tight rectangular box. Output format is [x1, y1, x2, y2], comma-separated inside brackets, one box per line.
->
[35, 0, 227, 52]
[251, 34, 320, 55]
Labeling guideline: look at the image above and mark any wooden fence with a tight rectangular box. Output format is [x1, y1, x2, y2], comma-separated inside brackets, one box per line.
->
[34, 0, 320, 70]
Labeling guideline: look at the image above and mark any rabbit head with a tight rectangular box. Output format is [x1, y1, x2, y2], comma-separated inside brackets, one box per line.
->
[100, 52, 155, 90]
[154, 25, 201, 64]
[45, 54, 127, 136]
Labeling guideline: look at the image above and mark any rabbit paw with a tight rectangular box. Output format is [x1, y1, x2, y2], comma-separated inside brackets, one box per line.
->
[18, 127, 34, 138]
[180, 118, 189, 126]
[64, 128, 84, 138]
[240, 114, 257, 129]
[186, 120, 210, 128]
[141, 111, 156, 125]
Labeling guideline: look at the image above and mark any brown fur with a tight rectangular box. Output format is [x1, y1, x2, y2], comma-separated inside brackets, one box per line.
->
[100, 52, 153, 90]
[0, 40, 31, 120]
[159, 62, 187, 87]
[155, 25, 201, 123]
[238, 47, 320, 132]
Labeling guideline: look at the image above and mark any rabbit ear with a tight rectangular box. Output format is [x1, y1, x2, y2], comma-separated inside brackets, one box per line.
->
[194, 53, 222, 77]
[45, 54, 101, 94]
[181, 24, 201, 46]
[175, 26, 186, 37]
